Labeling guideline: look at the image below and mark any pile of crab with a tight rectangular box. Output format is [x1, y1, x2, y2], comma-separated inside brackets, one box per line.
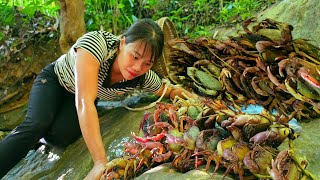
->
[100, 96, 315, 180]
[165, 18, 320, 120]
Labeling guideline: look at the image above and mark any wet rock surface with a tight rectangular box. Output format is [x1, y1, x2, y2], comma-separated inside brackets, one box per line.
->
[282, 118, 320, 178]
[135, 163, 233, 180]
[3, 106, 144, 179]
[3, 104, 319, 179]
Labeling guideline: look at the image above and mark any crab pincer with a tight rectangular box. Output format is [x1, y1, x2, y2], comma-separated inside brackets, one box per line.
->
[131, 130, 166, 143]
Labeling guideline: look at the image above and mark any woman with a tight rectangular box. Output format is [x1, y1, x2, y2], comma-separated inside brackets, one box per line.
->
[0, 18, 193, 179]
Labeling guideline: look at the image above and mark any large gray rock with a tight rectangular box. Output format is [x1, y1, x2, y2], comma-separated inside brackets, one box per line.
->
[257, 0, 320, 47]
[285, 118, 320, 178]
[135, 163, 233, 180]
[3, 106, 145, 179]
[214, 0, 320, 47]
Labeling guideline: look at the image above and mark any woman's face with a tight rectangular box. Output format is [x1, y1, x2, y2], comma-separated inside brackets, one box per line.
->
[117, 37, 154, 80]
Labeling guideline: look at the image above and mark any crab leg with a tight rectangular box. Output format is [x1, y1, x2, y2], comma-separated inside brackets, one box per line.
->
[288, 150, 317, 180]
[255, 56, 267, 71]
[278, 58, 291, 77]
[152, 151, 172, 163]
[169, 107, 179, 129]
[294, 44, 320, 65]
[221, 74, 246, 101]
[251, 77, 269, 96]
[230, 72, 243, 90]
[268, 98, 289, 118]
[267, 66, 288, 92]
[224, 39, 258, 57]
[240, 71, 261, 101]
[222, 55, 257, 61]
[131, 130, 166, 143]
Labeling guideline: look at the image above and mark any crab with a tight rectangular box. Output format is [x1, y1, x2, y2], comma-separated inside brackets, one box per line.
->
[278, 57, 320, 100]
[220, 67, 247, 102]
[171, 148, 195, 173]
[100, 156, 140, 180]
[186, 66, 223, 96]
[249, 124, 293, 148]
[285, 78, 320, 113]
[165, 128, 185, 153]
[268, 149, 316, 180]
[173, 95, 204, 122]
[192, 129, 222, 168]
[220, 141, 251, 179]
[243, 145, 275, 177]
[221, 112, 273, 129]
[200, 98, 238, 124]
[196, 129, 222, 152]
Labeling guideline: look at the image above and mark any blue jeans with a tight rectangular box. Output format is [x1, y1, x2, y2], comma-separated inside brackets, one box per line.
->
[0, 62, 81, 177]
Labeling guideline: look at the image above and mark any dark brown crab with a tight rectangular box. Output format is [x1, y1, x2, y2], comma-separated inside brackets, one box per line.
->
[220, 141, 251, 180]
[249, 124, 292, 148]
[243, 145, 276, 177]
[268, 149, 316, 180]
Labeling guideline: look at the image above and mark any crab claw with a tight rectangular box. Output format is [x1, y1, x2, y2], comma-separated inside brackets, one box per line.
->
[131, 131, 166, 143]
[220, 68, 232, 79]
[298, 67, 320, 89]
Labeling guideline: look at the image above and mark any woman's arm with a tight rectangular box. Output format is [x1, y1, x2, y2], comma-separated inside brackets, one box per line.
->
[74, 48, 106, 179]
[155, 83, 198, 100]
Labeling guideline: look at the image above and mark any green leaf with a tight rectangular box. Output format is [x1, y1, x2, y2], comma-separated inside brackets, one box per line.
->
[118, 3, 124, 9]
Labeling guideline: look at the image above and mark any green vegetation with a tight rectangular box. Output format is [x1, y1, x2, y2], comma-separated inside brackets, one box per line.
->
[0, 0, 278, 38]
[0, 0, 58, 26]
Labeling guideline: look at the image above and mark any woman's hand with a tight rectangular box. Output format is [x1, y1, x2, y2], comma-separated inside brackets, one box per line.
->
[84, 161, 106, 180]
[169, 86, 198, 100]
[156, 83, 198, 100]
[178, 87, 199, 100]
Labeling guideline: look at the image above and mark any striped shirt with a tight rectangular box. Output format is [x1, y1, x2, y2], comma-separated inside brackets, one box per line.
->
[54, 31, 162, 101]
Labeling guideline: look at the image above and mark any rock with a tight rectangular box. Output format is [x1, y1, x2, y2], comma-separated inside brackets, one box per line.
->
[0, 107, 26, 131]
[279, 118, 320, 179]
[136, 163, 233, 180]
[0, 37, 62, 133]
[257, 0, 320, 47]
[3, 106, 146, 179]
[213, 0, 320, 47]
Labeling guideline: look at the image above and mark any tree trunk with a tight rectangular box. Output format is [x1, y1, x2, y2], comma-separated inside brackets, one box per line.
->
[59, 0, 86, 53]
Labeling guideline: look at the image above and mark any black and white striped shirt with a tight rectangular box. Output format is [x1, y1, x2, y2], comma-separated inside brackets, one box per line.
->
[54, 31, 162, 100]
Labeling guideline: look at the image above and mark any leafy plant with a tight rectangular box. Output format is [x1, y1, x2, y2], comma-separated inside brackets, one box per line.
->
[5, 0, 58, 17]
[0, 0, 59, 28]
[0, 0, 279, 39]
[0, 2, 15, 26]
[218, 0, 262, 23]
[85, 0, 136, 34]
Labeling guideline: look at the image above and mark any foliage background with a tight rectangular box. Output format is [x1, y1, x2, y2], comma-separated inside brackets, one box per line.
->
[0, 0, 278, 39]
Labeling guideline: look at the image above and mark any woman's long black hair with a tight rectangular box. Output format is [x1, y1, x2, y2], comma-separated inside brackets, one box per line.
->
[122, 18, 164, 62]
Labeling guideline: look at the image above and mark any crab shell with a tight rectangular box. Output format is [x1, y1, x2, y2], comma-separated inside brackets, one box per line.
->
[166, 129, 185, 153]
[268, 150, 301, 179]
[183, 125, 200, 150]
[243, 145, 275, 175]
[187, 67, 223, 96]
